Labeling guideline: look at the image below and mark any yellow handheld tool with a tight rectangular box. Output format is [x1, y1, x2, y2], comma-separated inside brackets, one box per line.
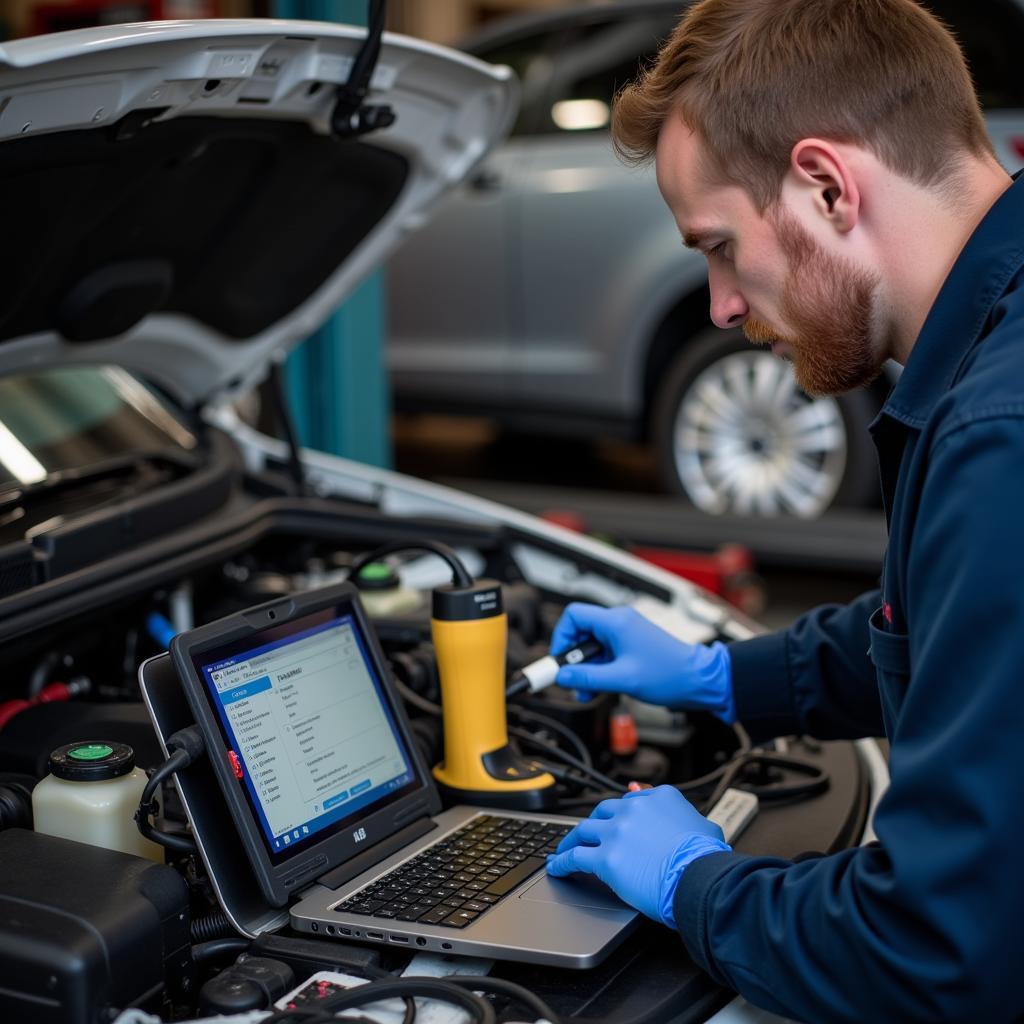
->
[430, 578, 556, 808]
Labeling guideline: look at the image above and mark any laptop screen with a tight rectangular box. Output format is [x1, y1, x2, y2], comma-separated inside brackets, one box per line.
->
[193, 605, 419, 863]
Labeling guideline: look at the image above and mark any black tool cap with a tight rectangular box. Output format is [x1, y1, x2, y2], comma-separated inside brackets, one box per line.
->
[432, 579, 503, 621]
[48, 741, 135, 782]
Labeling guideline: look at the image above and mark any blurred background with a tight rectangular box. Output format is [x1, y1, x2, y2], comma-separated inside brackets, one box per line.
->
[5, 0, 1022, 624]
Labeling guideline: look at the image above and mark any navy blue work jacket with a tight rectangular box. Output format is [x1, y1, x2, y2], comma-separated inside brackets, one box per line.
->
[673, 174, 1024, 1023]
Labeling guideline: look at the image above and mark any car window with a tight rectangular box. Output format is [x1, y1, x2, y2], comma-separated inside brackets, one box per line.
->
[472, 30, 562, 136]
[538, 15, 677, 136]
[924, 0, 1024, 109]
[0, 367, 196, 493]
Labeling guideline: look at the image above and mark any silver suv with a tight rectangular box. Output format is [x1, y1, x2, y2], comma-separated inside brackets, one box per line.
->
[388, 0, 1024, 517]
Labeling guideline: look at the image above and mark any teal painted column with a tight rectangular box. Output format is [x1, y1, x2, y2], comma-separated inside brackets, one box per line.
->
[273, 0, 391, 467]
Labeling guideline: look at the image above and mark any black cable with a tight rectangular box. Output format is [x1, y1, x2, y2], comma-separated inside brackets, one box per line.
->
[264, 975, 559, 1024]
[136, 748, 197, 854]
[507, 705, 593, 768]
[349, 540, 474, 589]
[135, 725, 205, 855]
[555, 726, 829, 814]
[508, 725, 626, 794]
[699, 751, 830, 810]
[440, 975, 563, 1024]
[317, 978, 494, 1023]
[392, 675, 442, 716]
[675, 722, 752, 796]
[190, 937, 251, 964]
[263, 995, 412, 1024]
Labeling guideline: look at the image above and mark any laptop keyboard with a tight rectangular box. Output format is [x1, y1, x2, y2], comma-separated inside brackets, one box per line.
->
[334, 815, 572, 929]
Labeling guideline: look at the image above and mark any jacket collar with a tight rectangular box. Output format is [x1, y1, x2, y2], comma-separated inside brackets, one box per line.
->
[879, 171, 1024, 429]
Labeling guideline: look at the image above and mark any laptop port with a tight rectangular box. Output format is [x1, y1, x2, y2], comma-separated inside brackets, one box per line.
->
[339, 927, 352, 936]
[326, 925, 335, 935]
[367, 931, 384, 941]
[442, 942, 452, 950]
[416, 938, 427, 947]
[389, 935, 409, 944]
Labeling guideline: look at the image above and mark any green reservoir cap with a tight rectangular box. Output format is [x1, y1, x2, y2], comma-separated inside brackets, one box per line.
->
[354, 561, 400, 592]
[70, 743, 113, 761]
[49, 741, 135, 782]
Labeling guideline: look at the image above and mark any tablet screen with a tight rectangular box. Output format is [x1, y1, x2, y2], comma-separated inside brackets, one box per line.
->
[193, 605, 418, 862]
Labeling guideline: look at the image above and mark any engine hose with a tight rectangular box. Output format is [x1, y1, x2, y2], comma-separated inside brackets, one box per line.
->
[0, 779, 34, 831]
[190, 911, 237, 943]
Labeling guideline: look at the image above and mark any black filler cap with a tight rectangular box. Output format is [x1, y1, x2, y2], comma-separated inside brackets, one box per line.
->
[48, 741, 136, 782]
[432, 579, 503, 622]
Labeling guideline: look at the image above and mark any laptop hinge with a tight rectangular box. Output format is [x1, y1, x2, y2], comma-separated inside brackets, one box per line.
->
[316, 818, 437, 891]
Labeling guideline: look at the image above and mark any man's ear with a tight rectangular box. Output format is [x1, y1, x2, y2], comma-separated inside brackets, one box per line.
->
[787, 139, 860, 234]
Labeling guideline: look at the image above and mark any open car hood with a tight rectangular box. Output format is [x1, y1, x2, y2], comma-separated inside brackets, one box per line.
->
[0, 19, 516, 407]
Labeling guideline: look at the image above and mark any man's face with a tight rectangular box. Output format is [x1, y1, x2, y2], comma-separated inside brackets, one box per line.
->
[655, 117, 885, 396]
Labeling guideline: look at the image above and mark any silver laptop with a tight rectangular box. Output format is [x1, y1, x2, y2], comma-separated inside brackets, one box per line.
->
[162, 581, 639, 969]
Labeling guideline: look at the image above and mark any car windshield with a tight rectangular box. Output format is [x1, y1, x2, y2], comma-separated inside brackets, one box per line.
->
[0, 366, 197, 496]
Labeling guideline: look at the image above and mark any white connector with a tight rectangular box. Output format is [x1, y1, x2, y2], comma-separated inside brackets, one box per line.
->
[707, 788, 759, 844]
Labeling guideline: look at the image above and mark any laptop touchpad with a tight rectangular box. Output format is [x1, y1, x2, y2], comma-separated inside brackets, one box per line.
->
[518, 873, 626, 911]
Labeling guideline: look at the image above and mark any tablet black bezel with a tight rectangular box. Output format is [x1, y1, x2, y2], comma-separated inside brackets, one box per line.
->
[170, 581, 440, 907]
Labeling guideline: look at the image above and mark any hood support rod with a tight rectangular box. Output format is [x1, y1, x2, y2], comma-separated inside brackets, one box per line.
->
[331, 0, 396, 139]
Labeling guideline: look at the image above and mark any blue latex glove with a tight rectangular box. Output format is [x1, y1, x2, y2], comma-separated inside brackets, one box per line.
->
[546, 785, 731, 926]
[551, 603, 735, 721]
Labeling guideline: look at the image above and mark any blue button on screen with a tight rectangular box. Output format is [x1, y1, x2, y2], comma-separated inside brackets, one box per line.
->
[220, 675, 272, 705]
[350, 779, 371, 797]
[323, 790, 349, 811]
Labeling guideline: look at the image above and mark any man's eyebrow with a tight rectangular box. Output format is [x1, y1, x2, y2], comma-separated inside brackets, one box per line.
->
[683, 230, 711, 251]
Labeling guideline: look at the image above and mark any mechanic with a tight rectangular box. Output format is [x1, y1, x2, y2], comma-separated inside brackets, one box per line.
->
[544, 0, 1024, 1020]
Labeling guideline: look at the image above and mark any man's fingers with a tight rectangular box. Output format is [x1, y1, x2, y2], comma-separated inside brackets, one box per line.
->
[546, 845, 601, 878]
[557, 663, 625, 693]
[549, 602, 611, 654]
[590, 797, 623, 819]
[554, 817, 608, 854]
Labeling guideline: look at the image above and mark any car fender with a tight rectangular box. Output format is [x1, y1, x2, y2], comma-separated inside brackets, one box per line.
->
[591, 220, 710, 416]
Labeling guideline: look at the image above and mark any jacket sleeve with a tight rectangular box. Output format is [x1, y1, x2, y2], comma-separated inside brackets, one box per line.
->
[728, 588, 884, 742]
[672, 417, 1024, 1023]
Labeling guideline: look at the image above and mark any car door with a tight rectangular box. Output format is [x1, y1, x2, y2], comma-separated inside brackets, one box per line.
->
[509, 13, 682, 422]
[386, 30, 560, 410]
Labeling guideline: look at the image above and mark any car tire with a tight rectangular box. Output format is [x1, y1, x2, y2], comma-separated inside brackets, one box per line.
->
[652, 329, 880, 517]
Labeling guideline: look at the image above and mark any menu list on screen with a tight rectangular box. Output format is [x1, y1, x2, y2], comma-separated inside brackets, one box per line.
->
[201, 615, 414, 850]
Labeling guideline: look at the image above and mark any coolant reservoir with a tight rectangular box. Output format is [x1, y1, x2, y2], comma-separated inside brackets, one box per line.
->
[353, 561, 424, 617]
[32, 741, 164, 862]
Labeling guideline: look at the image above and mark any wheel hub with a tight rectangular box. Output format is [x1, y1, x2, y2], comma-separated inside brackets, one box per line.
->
[672, 350, 848, 517]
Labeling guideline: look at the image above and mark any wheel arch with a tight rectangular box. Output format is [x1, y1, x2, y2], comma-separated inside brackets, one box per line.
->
[639, 283, 712, 440]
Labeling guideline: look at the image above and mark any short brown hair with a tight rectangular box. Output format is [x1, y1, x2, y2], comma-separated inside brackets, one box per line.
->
[612, 0, 994, 209]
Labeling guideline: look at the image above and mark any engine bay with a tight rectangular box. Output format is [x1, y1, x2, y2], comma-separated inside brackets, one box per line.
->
[0, 459, 870, 1022]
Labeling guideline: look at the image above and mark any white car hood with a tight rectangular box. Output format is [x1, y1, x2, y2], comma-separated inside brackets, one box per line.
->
[0, 19, 516, 406]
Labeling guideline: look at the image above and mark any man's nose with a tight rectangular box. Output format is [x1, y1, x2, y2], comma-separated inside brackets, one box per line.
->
[709, 274, 749, 329]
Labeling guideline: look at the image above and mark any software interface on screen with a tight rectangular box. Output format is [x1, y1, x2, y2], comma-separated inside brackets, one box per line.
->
[198, 613, 415, 852]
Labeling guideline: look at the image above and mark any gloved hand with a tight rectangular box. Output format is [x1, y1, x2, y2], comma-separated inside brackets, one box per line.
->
[546, 785, 731, 926]
[551, 603, 735, 721]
